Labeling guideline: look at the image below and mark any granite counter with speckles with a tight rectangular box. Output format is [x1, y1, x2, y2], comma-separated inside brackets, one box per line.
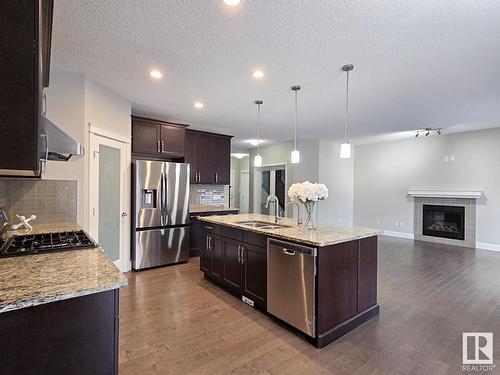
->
[199, 213, 382, 247]
[0, 223, 127, 313]
[189, 205, 239, 214]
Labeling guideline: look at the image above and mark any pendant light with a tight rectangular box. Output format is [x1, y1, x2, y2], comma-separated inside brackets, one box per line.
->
[290, 85, 301, 164]
[254, 100, 263, 167]
[340, 64, 353, 159]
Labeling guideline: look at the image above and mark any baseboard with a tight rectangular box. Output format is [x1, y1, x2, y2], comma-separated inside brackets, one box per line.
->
[382, 230, 415, 240]
[476, 242, 500, 252]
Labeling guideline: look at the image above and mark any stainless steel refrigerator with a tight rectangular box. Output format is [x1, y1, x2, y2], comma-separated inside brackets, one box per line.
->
[132, 160, 190, 270]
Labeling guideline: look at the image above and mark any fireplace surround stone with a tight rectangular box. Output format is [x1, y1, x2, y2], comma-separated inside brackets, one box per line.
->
[413, 197, 476, 248]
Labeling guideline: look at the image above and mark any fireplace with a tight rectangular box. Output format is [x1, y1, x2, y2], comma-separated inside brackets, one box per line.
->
[422, 205, 465, 240]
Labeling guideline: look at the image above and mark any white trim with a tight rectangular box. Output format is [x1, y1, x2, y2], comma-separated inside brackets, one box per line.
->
[382, 230, 415, 240]
[408, 189, 483, 199]
[89, 123, 131, 144]
[476, 242, 500, 252]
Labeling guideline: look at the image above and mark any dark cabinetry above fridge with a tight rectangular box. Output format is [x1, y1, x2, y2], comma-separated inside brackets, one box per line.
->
[131, 116, 232, 185]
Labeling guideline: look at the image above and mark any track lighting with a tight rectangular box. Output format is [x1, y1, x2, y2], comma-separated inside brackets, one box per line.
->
[414, 128, 443, 138]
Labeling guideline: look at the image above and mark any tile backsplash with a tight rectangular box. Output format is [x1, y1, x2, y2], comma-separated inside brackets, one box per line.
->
[190, 185, 227, 206]
[0, 179, 77, 225]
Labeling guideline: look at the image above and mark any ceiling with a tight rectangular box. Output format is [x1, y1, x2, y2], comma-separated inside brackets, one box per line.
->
[52, 0, 500, 151]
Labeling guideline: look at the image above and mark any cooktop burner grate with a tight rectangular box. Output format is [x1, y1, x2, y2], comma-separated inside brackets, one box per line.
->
[0, 230, 96, 257]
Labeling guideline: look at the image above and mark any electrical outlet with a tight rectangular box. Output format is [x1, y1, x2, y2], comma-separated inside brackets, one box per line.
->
[394, 221, 399, 227]
[376, 219, 381, 225]
[400, 221, 404, 227]
[444, 156, 449, 162]
[338, 218, 342, 223]
[450, 155, 455, 161]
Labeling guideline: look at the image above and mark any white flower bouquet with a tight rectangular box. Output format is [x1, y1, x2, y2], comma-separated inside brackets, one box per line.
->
[288, 181, 328, 230]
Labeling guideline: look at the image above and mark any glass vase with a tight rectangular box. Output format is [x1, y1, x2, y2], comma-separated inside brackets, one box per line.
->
[303, 201, 317, 230]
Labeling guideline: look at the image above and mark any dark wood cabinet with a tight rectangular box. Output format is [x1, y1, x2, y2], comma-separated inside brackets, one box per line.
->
[213, 136, 231, 185]
[185, 130, 232, 185]
[0, 290, 120, 375]
[201, 225, 267, 310]
[190, 210, 238, 257]
[200, 227, 222, 280]
[242, 243, 267, 307]
[222, 237, 243, 292]
[131, 116, 187, 159]
[0, 0, 53, 175]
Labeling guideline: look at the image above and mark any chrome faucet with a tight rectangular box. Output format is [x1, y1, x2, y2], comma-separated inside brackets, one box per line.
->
[265, 195, 282, 223]
[285, 201, 302, 226]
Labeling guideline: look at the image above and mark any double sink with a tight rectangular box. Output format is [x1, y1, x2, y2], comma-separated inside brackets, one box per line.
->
[236, 221, 291, 231]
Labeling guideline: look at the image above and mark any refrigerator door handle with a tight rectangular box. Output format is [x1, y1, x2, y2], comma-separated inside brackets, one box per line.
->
[160, 171, 165, 226]
[163, 170, 168, 223]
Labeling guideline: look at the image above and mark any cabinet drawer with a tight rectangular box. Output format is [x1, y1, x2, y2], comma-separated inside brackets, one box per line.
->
[201, 222, 221, 235]
[222, 226, 242, 241]
[243, 231, 268, 248]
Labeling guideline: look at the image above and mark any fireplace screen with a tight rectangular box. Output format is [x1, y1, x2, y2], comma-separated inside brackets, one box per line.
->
[422, 205, 465, 240]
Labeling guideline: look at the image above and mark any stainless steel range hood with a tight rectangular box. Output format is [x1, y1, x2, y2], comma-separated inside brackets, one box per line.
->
[42, 116, 84, 161]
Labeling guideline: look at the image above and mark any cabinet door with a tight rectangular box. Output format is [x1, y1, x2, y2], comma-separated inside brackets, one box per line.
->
[210, 235, 223, 280]
[213, 136, 231, 185]
[0, 0, 39, 172]
[132, 120, 159, 155]
[222, 237, 243, 292]
[184, 131, 198, 183]
[160, 124, 185, 156]
[196, 134, 215, 184]
[200, 230, 211, 273]
[242, 244, 267, 307]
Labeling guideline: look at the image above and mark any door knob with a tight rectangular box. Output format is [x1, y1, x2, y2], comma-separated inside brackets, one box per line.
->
[121, 212, 128, 217]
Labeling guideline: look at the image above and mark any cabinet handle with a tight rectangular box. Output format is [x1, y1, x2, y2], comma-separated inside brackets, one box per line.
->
[209, 236, 213, 250]
[241, 246, 245, 263]
[204, 225, 214, 230]
[215, 173, 218, 183]
[197, 172, 201, 183]
[237, 245, 241, 263]
[161, 140, 165, 153]
[157, 140, 160, 153]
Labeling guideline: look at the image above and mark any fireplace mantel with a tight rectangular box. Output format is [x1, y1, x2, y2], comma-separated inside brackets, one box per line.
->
[408, 189, 483, 199]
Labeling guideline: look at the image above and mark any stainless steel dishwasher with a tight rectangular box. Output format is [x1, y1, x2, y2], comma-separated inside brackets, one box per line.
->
[267, 238, 317, 337]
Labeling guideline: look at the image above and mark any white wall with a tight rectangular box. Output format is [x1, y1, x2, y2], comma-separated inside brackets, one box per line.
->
[44, 69, 86, 224]
[318, 141, 354, 225]
[353, 128, 500, 246]
[44, 68, 131, 230]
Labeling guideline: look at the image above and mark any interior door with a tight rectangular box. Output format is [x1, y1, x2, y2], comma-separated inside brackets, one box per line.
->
[89, 132, 130, 272]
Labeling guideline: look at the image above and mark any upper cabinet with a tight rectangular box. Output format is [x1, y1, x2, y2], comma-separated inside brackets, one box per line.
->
[131, 116, 187, 159]
[0, 0, 54, 176]
[185, 130, 231, 185]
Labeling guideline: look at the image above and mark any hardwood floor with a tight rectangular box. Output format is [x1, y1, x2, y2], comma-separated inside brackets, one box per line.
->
[119, 237, 500, 374]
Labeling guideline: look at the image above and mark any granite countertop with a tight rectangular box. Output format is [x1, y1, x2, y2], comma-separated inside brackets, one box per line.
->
[0, 223, 128, 313]
[199, 213, 382, 247]
[190, 205, 239, 214]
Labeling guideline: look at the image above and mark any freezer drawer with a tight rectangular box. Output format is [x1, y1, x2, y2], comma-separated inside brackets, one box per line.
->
[267, 238, 317, 337]
[133, 227, 189, 270]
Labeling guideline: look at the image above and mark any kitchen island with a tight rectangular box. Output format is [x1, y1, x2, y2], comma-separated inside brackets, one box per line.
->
[0, 224, 127, 375]
[198, 214, 381, 348]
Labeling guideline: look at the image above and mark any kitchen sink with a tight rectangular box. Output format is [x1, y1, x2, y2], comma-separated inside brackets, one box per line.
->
[236, 221, 291, 230]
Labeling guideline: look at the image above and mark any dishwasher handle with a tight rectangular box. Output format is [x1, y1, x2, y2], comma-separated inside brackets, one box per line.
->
[268, 238, 317, 256]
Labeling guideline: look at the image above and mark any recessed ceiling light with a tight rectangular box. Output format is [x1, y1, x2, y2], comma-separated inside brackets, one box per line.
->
[252, 70, 265, 79]
[223, 0, 240, 6]
[150, 70, 162, 79]
[247, 139, 261, 146]
[194, 102, 204, 109]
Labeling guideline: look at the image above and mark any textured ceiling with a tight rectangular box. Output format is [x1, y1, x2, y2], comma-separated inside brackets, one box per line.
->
[52, 0, 500, 151]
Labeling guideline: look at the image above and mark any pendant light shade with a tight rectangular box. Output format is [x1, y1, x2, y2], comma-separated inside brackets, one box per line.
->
[340, 142, 351, 159]
[340, 64, 354, 159]
[254, 100, 263, 167]
[290, 85, 301, 164]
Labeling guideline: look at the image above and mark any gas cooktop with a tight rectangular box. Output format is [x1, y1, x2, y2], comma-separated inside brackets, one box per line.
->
[0, 230, 96, 258]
